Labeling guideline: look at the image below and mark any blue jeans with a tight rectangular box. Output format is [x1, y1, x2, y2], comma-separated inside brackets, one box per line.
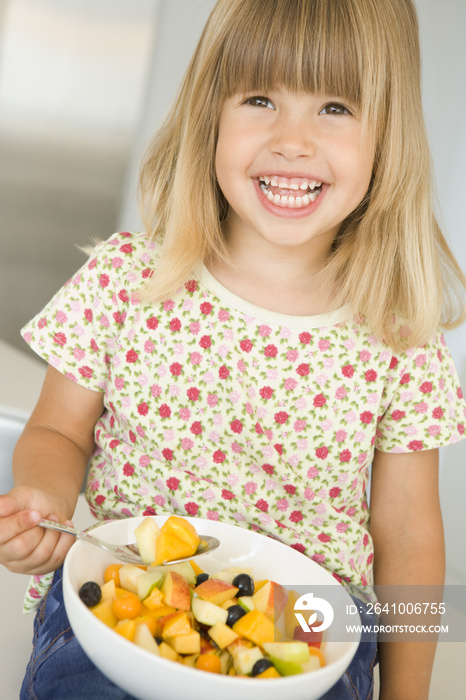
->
[21, 568, 378, 700]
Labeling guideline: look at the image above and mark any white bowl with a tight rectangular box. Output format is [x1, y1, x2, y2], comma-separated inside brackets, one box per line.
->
[63, 516, 360, 700]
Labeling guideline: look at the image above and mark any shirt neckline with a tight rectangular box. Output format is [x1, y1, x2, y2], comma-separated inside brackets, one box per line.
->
[199, 265, 352, 329]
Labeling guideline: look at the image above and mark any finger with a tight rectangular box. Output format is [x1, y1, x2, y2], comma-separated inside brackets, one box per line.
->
[4, 527, 75, 575]
[0, 509, 42, 546]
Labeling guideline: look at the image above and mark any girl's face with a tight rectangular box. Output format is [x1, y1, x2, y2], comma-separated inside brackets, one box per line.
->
[215, 88, 374, 261]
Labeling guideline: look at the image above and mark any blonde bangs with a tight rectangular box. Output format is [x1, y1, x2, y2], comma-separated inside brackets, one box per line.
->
[215, 0, 366, 108]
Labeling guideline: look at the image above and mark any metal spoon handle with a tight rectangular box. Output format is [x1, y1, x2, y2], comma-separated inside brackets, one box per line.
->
[40, 519, 80, 537]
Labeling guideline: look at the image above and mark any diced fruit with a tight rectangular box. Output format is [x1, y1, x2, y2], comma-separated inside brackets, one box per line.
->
[213, 567, 253, 584]
[134, 517, 161, 564]
[165, 629, 201, 654]
[118, 564, 147, 594]
[161, 611, 192, 638]
[136, 614, 158, 636]
[189, 560, 205, 577]
[226, 604, 247, 627]
[195, 652, 222, 674]
[112, 591, 142, 620]
[141, 586, 165, 611]
[252, 581, 288, 621]
[227, 638, 254, 659]
[253, 579, 268, 593]
[134, 622, 161, 655]
[115, 619, 137, 641]
[262, 641, 311, 664]
[232, 610, 276, 646]
[161, 571, 191, 611]
[307, 645, 326, 668]
[233, 646, 264, 675]
[79, 581, 102, 607]
[192, 597, 228, 626]
[182, 654, 199, 667]
[152, 516, 200, 566]
[207, 622, 240, 649]
[100, 579, 117, 601]
[158, 641, 180, 662]
[91, 598, 118, 627]
[237, 596, 255, 613]
[221, 599, 238, 610]
[193, 578, 239, 606]
[269, 657, 303, 676]
[137, 571, 164, 601]
[302, 656, 321, 673]
[293, 625, 323, 648]
[283, 588, 300, 638]
[232, 573, 254, 597]
[148, 562, 197, 585]
[255, 665, 281, 678]
[251, 658, 275, 677]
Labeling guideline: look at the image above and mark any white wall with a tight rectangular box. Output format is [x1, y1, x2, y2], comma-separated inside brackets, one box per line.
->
[119, 0, 466, 580]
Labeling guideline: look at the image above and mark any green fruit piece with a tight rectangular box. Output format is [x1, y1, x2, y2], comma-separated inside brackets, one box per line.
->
[263, 641, 310, 664]
[270, 656, 303, 676]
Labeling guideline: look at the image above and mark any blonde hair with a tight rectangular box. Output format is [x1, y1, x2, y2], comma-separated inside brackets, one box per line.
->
[138, 0, 466, 351]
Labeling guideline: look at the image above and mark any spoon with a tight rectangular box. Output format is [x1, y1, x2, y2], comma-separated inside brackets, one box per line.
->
[39, 519, 220, 566]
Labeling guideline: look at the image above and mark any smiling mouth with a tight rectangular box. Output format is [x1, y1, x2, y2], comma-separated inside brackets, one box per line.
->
[258, 176, 323, 208]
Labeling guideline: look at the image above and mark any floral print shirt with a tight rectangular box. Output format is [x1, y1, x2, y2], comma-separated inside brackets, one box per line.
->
[21, 232, 466, 611]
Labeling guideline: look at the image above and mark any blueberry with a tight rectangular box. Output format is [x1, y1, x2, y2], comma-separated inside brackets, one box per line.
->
[251, 658, 274, 677]
[78, 581, 102, 608]
[226, 604, 247, 627]
[232, 573, 254, 597]
[196, 573, 209, 585]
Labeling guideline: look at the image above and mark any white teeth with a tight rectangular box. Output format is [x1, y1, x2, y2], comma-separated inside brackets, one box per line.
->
[259, 178, 323, 209]
[299, 182, 308, 190]
[270, 178, 278, 187]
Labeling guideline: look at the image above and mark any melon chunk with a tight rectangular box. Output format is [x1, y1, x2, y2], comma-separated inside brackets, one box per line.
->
[152, 516, 200, 566]
[134, 517, 161, 564]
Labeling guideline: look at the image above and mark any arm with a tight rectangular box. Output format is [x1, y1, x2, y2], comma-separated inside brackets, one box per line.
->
[0, 366, 104, 575]
[370, 447, 444, 700]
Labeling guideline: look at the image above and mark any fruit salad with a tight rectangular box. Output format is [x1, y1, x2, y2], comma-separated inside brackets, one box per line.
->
[77, 518, 326, 679]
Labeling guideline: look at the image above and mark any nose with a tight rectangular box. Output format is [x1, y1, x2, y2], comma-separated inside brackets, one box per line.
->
[269, 109, 316, 160]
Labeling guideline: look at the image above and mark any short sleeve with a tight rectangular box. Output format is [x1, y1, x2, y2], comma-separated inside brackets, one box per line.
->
[375, 330, 466, 453]
[21, 238, 128, 392]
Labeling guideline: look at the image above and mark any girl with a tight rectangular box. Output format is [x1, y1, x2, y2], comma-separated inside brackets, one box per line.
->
[1, 0, 465, 698]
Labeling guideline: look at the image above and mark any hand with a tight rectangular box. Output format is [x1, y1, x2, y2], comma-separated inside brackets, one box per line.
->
[0, 485, 76, 575]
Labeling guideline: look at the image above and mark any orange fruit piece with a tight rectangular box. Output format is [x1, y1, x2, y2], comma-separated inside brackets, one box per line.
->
[195, 653, 222, 674]
[112, 591, 142, 620]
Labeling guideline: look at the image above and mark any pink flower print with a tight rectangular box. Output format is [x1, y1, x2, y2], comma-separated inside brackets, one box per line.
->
[312, 554, 326, 564]
[55, 310, 68, 324]
[299, 331, 312, 344]
[318, 532, 331, 543]
[297, 438, 308, 451]
[213, 450, 227, 464]
[163, 300, 175, 313]
[342, 363, 354, 378]
[169, 362, 182, 376]
[304, 488, 315, 500]
[221, 488, 234, 499]
[53, 332, 67, 346]
[179, 408, 191, 421]
[154, 495, 166, 507]
[290, 510, 303, 522]
[73, 347, 85, 361]
[190, 321, 201, 335]
[123, 462, 134, 476]
[274, 411, 289, 424]
[213, 414, 224, 427]
[200, 301, 213, 315]
[159, 403, 171, 418]
[323, 357, 335, 370]
[126, 349, 138, 363]
[318, 339, 330, 351]
[199, 335, 211, 349]
[358, 452, 368, 465]
[170, 317, 181, 332]
[427, 424, 441, 437]
[181, 437, 194, 450]
[38, 317, 48, 329]
[151, 384, 162, 398]
[99, 273, 110, 288]
[79, 366, 93, 379]
[296, 363, 310, 376]
[365, 369, 377, 382]
[284, 378, 298, 391]
[138, 402, 149, 416]
[335, 386, 347, 399]
[313, 393, 327, 407]
[329, 486, 341, 498]
[259, 324, 272, 337]
[218, 365, 230, 379]
[315, 500, 327, 512]
[209, 431, 220, 443]
[277, 499, 289, 512]
[230, 419, 243, 434]
[244, 481, 257, 495]
[169, 384, 180, 397]
[405, 425, 418, 436]
[360, 411, 373, 424]
[262, 463, 274, 475]
[337, 522, 349, 533]
[187, 387, 200, 401]
[264, 344, 278, 357]
[320, 419, 333, 431]
[414, 401, 428, 414]
[144, 340, 155, 353]
[240, 338, 253, 352]
[259, 386, 274, 399]
[188, 351, 201, 366]
[217, 309, 229, 322]
[294, 419, 306, 433]
[400, 373, 411, 384]
[256, 498, 269, 512]
[408, 440, 424, 451]
[391, 410, 406, 421]
[205, 393, 217, 408]
[287, 349, 299, 363]
[146, 315, 158, 330]
[280, 327, 291, 340]
[336, 430, 347, 442]
[415, 353, 427, 367]
[111, 256, 123, 269]
[354, 431, 365, 443]
[231, 442, 243, 453]
[432, 407, 444, 419]
[237, 360, 247, 373]
[458, 423, 465, 435]
[420, 381, 433, 394]
[138, 454, 150, 467]
[359, 350, 371, 362]
[315, 446, 328, 460]
[185, 502, 198, 515]
[190, 421, 203, 435]
[162, 448, 174, 461]
[338, 472, 349, 484]
[458, 387, 464, 399]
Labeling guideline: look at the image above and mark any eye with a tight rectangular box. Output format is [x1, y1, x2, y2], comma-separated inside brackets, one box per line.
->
[320, 102, 351, 116]
[244, 95, 274, 109]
